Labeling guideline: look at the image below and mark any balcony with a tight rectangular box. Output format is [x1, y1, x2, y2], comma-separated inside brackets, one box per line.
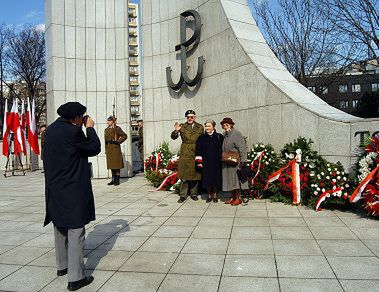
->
[129, 60, 139, 66]
[130, 79, 139, 86]
[129, 28, 138, 36]
[130, 100, 140, 106]
[130, 90, 140, 96]
[129, 40, 138, 46]
[128, 9, 136, 17]
[131, 110, 140, 116]
[130, 69, 139, 76]
[129, 21, 137, 27]
[129, 49, 138, 56]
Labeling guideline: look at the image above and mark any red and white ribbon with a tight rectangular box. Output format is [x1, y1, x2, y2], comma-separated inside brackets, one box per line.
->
[350, 164, 379, 203]
[250, 151, 264, 185]
[264, 159, 295, 190]
[315, 187, 342, 211]
[155, 172, 177, 191]
[154, 152, 161, 171]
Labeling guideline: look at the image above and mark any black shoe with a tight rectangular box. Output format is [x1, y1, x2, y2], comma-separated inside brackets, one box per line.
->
[206, 197, 212, 203]
[107, 177, 114, 185]
[67, 276, 94, 291]
[178, 197, 186, 203]
[191, 196, 198, 201]
[242, 197, 249, 206]
[114, 175, 120, 186]
[213, 198, 218, 203]
[57, 268, 67, 276]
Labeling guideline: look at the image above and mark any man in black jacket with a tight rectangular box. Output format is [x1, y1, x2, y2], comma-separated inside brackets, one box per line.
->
[43, 102, 101, 291]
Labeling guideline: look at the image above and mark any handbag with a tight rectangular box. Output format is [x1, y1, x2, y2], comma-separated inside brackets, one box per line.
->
[221, 151, 240, 166]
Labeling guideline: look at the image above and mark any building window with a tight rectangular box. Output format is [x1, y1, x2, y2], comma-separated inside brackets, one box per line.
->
[339, 84, 348, 93]
[352, 99, 359, 108]
[307, 86, 316, 93]
[352, 84, 361, 92]
[339, 100, 349, 109]
[130, 76, 138, 81]
[131, 106, 139, 114]
[321, 86, 328, 94]
[130, 86, 138, 91]
[130, 96, 138, 101]
[372, 83, 379, 92]
[129, 18, 136, 23]
[129, 37, 137, 43]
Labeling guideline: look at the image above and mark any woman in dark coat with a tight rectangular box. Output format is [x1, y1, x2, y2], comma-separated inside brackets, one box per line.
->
[195, 120, 223, 203]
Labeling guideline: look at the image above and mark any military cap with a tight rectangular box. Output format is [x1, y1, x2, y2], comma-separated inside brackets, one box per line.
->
[57, 102, 86, 119]
[185, 110, 196, 117]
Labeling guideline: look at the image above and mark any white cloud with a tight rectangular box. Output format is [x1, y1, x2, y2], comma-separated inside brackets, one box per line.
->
[25, 10, 43, 19]
[34, 23, 45, 32]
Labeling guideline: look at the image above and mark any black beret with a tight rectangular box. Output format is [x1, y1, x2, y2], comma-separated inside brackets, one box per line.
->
[185, 110, 196, 117]
[107, 115, 114, 121]
[57, 102, 86, 119]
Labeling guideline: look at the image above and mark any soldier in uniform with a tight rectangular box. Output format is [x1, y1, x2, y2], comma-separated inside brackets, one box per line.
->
[137, 119, 144, 171]
[104, 116, 127, 186]
[171, 110, 204, 203]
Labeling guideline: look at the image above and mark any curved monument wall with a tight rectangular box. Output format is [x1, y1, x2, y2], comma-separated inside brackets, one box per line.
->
[142, 0, 379, 170]
[45, 0, 133, 178]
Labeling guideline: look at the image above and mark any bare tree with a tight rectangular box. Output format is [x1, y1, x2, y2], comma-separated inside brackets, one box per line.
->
[5, 25, 46, 125]
[0, 24, 10, 137]
[251, 0, 359, 85]
[320, 0, 379, 60]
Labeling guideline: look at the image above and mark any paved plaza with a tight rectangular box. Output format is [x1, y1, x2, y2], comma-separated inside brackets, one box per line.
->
[0, 172, 378, 291]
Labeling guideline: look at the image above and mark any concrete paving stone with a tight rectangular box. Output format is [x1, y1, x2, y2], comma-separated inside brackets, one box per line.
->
[152, 225, 195, 238]
[131, 216, 169, 226]
[169, 253, 225, 276]
[269, 217, 306, 226]
[299, 207, 336, 217]
[29, 249, 56, 267]
[84, 250, 133, 270]
[158, 274, 220, 292]
[270, 226, 314, 240]
[227, 239, 274, 255]
[279, 278, 343, 292]
[84, 235, 111, 250]
[21, 222, 53, 233]
[98, 271, 165, 292]
[113, 208, 148, 216]
[120, 251, 178, 273]
[139, 237, 187, 253]
[191, 225, 232, 239]
[273, 240, 323, 256]
[235, 208, 268, 217]
[333, 209, 367, 218]
[350, 227, 379, 240]
[327, 256, 379, 279]
[0, 245, 15, 256]
[116, 224, 159, 237]
[163, 216, 201, 226]
[231, 226, 271, 240]
[219, 276, 280, 292]
[267, 209, 302, 218]
[98, 235, 148, 251]
[276, 255, 336, 278]
[340, 217, 379, 228]
[223, 255, 277, 277]
[22, 233, 55, 248]
[0, 231, 40, 245]
[304, 217, 345, 227]
[40, 269, 115, 292]
[198, 217, 234, 226]
[318, 240, 374, 256]
[363, 241, 379, 257]
[0, 265, 57, 292]
[0, 246, 52, 265]
[309, 226, 358, 240]
[172, 208, 207, 217]
[0, 221, 35, 232]
[203, 208, 236, 218]
[182, 238, 229, 254]
[233, 217, 269, 226]
[0, 264, 21, 281]
[340, 280, 379, 292]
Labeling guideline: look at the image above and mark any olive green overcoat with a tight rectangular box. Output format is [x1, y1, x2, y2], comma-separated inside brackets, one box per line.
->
[105, 126, 127, 169]
[171, 122, 204, 180]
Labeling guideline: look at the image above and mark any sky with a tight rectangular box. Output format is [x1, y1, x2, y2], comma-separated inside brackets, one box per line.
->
[0, 0, 44, 27]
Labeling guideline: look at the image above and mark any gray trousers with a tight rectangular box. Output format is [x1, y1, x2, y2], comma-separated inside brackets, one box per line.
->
[179, 180, 199, 198]
[54, 226, 85, 282]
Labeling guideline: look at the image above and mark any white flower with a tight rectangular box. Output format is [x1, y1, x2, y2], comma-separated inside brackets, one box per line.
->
[314, 191, 318, 195]
[333, 185, 336, 190]
[341, 186, 344, 190]
[317, 187, 321, 191]
[326, 176, 330, 179]
[328, 168, 331, 171]
[322, 188, 326, 192]
[342, 172, 345, 175]
[255, 144, 258, 147]
[327, 163, 330, 167]
[271, 151, 274, 154]
[334, 168, 338, 171]
[343, 177, 347, 181]
[265, 161, 269, 165]
[321, 172, 324, 176]
[296, 149, 302, 155]
[337, 171, 340, 175]
[337, 176, 341, 180]
[345, 184, 349, 188]
[332, 179, 336, 182]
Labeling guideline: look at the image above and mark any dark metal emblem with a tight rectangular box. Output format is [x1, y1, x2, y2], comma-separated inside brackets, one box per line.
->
[166, 10, 204, 91]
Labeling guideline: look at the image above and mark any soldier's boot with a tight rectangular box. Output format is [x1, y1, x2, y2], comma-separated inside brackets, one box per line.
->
[114, 175, 120, 186]
[107, 177, 115, 185]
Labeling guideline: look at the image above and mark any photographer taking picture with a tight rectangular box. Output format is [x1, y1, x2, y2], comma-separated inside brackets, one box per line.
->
[43, 102, 101, 291]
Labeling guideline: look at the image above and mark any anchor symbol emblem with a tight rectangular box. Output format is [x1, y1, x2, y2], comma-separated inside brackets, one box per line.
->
[166, 10, 205, 91]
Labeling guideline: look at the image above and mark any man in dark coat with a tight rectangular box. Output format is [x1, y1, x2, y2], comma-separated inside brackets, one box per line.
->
[43, 102, 101, 291]
[171, 110, 204, 203]
[137, 119, 144, 171]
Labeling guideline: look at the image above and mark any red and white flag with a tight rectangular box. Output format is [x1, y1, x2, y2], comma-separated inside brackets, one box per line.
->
[20, 101, 27, 156]
[350, 164, 379, 203]
[9, 99, 23, 156]
[2, 99, 10, 156]
[264, 159, 295, 189]
[315, 187, 342, 211]
[27, 97, 40, 155]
